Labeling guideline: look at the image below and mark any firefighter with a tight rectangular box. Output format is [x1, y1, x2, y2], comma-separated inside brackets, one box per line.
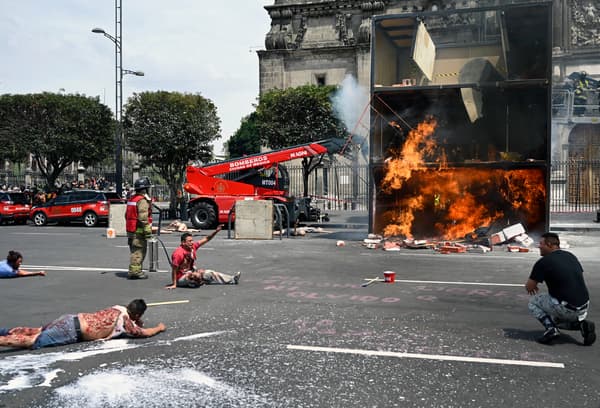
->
[125, 177, 153, 279]
[573, 71, 590, 115]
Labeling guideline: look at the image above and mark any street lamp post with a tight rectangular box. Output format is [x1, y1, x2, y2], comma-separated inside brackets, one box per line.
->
[92, 0, 143, 197]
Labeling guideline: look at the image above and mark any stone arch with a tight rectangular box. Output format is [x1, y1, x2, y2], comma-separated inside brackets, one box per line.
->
[566, 124, 600, 205]
[568, 124, 600, 159]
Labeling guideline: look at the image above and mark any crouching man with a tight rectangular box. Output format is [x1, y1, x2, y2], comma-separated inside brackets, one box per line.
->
[525, 232, 595, 345]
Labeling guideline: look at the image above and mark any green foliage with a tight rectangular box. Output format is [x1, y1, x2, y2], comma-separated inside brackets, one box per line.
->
[123, 91, 221, 212]
[255, 85, 347, 196]
[0, 92, 114, 188]
[255, 84, 346, 148]
[226, 112, 261, 158]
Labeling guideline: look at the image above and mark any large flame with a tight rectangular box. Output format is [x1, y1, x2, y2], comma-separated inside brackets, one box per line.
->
[379, 118, 546, 240]
[382, 117, 438, 191]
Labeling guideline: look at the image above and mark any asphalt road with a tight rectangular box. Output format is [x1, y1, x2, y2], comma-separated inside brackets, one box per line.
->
[0, 220, 599, 408]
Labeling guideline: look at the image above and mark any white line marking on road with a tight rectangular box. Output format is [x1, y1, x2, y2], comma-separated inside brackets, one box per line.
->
[24, 265, 127, 271]
[23, 265, 170, 273]
[10, 232, 83, 236]
[287, 345, 565, 368]
[173, 331, 229, 341]
[392, 279, 523, 287]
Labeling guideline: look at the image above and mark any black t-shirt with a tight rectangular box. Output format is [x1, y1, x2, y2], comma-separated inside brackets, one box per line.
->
[529, 249, 589, 307]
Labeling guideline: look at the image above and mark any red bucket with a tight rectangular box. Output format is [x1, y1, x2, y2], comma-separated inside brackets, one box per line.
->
[383, 271, 396, 283]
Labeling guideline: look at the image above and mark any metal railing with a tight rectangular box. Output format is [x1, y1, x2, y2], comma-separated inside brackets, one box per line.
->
[550, 160, 600, 212]
[552, 88, 600, 120]
[3, 161, 599, 214]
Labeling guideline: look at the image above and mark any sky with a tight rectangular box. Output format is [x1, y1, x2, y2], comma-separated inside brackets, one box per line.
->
[0, 0, 273, 156]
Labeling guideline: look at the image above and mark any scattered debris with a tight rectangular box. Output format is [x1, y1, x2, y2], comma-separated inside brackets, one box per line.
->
[502, 223, 526, 241]
[437, 242, 467, 254]
[508, 245, 530, 253]
[467, 245, 491, 253]
[383, 241, 401, 251]
[336, 240, 346, 247]
[362, 237, 382, 249]
[357, 222, 544, 255]
[273, 226, 332, 236]
[403, 239, 435, 249]
[514, 233, 534, 247]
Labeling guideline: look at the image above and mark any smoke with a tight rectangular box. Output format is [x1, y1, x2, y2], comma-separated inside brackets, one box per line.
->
[331, 74, 370, 138]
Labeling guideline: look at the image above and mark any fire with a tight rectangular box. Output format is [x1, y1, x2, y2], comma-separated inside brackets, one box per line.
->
[379, 117, 546, 240]
[382, 117, 438, 191]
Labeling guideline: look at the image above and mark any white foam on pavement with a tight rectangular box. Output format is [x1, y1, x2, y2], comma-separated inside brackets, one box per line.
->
[0, 332, 226, 393]
[44, 365, 276, 408]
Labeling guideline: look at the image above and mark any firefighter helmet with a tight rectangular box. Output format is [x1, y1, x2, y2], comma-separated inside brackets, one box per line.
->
[134, 177, 152, 191]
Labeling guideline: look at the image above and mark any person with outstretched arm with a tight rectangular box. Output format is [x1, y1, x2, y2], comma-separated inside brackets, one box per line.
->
[165, 226, 240, 289]
[0, 250, 46, 278]
[0, 299, 165, 349]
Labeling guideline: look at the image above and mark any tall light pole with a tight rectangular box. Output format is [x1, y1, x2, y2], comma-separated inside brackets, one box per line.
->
[92, 0, 143, 197]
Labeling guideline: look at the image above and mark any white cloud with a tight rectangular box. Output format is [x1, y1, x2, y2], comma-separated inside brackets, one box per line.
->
[0, 0, 274, 155]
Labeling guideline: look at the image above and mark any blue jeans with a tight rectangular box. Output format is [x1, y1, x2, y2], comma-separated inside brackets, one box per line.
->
[32, 314, 79, 349]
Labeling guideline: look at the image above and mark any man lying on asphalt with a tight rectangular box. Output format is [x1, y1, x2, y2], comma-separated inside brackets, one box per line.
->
[0, 299, 166, 349]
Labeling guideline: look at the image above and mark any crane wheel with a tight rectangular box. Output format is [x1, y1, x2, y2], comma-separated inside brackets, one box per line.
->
[190, 202, 217, 229]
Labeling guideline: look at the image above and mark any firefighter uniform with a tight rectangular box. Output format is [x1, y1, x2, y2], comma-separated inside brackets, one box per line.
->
[126, 179, 153, 279]
[574, 72, 590, 115]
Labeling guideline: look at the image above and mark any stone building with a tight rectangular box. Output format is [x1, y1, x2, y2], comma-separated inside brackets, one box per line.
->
[258, 0, 600, 211]
[258, 0, 600, 161]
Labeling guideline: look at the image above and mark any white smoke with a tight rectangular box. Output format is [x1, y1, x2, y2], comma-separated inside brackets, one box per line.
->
[331, 74, 370, 138]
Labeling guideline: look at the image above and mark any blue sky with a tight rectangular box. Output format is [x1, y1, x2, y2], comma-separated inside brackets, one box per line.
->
[0, 0, 272, 155]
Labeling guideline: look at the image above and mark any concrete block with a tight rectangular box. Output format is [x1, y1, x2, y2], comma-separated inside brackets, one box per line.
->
[514, 233, 534, 247]
[502, 223, 526, 241]
[490, 231, 506, 245]
[234, 200, 273, 240]
[108, 204, 127, 236]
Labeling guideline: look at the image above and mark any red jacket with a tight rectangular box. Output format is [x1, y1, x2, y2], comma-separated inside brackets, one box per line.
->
[125, 195, 152, 233]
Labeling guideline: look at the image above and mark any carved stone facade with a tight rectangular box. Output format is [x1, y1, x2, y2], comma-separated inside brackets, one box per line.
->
[258, 0, 600, 162]
[259, 0, 600, 89]
[571, 0, 600, 47]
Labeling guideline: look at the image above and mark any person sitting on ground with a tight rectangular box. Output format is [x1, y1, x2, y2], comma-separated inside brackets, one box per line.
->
[525, 232, 595, 345]
[0, 250, 46, 278]
[0, 299, 166, 350]
[165, 227, 240, 289]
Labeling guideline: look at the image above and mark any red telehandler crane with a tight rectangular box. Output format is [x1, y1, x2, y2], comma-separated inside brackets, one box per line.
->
[183, 138, 347, 229]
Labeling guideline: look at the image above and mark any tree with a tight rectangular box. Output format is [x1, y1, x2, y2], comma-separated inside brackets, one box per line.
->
[226, 112, 261, 158]
[0, 93, 114, 189]
[123, 91, 221, 216]
[255, 84, 347, 196]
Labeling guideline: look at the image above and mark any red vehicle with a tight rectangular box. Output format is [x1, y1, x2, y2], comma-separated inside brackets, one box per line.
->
[29, 190, 120, 227]
[0, 191, 31, 225]
[184, 139, 346, 229]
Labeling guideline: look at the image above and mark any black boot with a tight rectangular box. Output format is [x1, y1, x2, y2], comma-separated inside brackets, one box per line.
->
[536, 316, 560, 344]
[580, 320, 596, 346]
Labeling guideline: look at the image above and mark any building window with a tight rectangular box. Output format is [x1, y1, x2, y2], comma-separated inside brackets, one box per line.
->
[315, 74, 326, 86]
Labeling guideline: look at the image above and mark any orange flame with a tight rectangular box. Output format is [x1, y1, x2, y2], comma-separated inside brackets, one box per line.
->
[382, 117, 438, 192]
[379, 118, 546, 240]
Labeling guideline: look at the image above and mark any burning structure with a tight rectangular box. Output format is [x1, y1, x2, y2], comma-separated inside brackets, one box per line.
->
[369, 2, 552, 240]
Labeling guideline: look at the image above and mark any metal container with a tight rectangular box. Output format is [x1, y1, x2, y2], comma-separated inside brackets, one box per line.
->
[148, 237, 159, 272]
